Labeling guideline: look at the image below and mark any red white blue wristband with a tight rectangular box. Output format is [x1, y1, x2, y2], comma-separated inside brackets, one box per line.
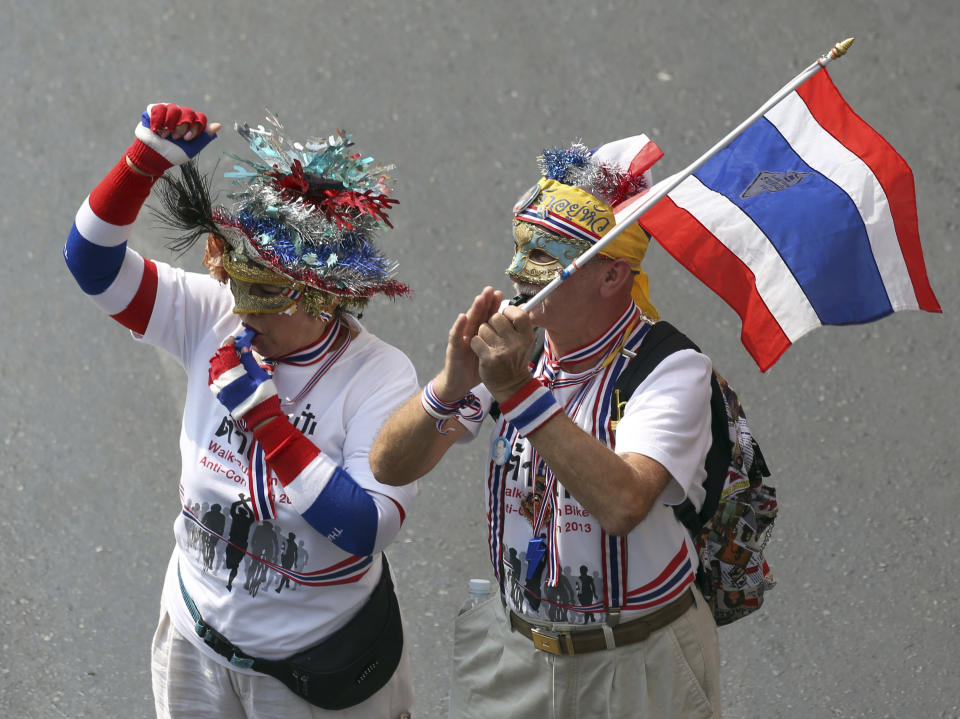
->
[421, 380, 485, 435]
[420, 380, 462, 420]
[498, 378, 562, 437]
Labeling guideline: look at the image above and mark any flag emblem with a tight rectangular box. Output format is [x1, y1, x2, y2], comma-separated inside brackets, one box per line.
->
[740, 170, 812, 198]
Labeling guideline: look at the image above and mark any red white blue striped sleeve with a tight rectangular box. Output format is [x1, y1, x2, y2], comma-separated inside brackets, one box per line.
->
[254, 416, 395, 557]
[64, 148, 166, 335]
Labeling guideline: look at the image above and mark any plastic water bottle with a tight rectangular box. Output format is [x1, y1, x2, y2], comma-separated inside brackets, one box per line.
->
[458, 578, 491, 615]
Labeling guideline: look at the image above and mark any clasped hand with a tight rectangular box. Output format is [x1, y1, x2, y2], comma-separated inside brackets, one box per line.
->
[470, 304, 537, 401]
[433, 286, 536, 404]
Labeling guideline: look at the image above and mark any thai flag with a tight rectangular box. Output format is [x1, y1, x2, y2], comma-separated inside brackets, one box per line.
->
[637, 68, 941, 371]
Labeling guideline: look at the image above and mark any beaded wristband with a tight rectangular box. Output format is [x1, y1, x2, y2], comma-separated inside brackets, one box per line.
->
[498, 378, 562, 437]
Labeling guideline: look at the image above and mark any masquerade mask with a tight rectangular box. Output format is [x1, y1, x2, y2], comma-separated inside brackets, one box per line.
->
[506, 220, 590, 285]
[223, 251, 298, 314]
[223, 252, 336, 317]
[228, 279, 300, 315]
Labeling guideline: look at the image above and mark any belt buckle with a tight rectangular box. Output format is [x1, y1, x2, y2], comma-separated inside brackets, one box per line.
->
[529, 627, 572, 655]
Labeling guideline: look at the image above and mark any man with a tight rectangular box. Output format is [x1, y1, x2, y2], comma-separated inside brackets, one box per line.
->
[65, 104, 417, 718]
[371, 137, 721, 717]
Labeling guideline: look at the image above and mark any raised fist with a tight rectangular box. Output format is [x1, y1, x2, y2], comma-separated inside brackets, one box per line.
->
[133, 102, 218, 168]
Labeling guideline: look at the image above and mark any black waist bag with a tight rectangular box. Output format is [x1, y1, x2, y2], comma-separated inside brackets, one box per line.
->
[191, 555, 404, 710]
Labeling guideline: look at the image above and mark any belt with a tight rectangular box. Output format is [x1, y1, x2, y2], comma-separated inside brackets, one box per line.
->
[509, 588, 694, 656]
[178, 561, 259, 670]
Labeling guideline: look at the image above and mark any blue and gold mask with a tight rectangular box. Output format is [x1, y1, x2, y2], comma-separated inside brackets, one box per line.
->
[506, 220, 591, 285]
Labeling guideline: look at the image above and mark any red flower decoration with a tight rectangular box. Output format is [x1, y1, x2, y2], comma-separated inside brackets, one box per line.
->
[268, 159, 310, 199]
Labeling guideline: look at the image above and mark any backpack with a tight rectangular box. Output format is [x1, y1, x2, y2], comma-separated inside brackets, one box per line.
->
[609, 321, 778, 626]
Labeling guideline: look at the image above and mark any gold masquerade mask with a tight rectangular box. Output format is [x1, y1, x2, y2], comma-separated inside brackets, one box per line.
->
[222, 252, 337, 318]
[506, 220, 590, 285]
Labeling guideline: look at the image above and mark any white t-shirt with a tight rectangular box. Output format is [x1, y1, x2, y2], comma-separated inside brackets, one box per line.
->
[137, 260, 418, 664]
[464, 320, 712, 623]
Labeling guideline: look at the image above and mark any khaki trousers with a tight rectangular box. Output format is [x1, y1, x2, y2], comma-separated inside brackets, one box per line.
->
[151, 609, 415, 719]
[449, 586, 720, 719]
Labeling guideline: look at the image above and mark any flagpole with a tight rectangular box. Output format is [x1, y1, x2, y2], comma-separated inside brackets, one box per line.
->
[521, 37, 855, 312]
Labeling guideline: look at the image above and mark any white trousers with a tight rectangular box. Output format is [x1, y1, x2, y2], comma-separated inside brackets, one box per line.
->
[448, 586, 721, 719]
[151, 609, 415, 719]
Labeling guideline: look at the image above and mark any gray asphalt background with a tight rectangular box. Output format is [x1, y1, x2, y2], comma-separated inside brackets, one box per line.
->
[2, 1, 958, 717]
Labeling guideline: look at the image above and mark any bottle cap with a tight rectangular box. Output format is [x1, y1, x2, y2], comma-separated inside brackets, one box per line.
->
[469, 578, 491, 594]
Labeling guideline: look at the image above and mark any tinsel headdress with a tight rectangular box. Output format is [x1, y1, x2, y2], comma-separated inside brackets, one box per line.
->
[514, 135, 663, 226]
[154, 111, 408, 311]
[534, 138, 657, 208]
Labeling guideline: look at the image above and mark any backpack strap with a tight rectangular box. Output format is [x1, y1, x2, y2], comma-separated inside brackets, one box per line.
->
[612, 321, 732, 536]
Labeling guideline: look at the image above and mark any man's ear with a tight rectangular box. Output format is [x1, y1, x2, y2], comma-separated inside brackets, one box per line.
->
[598, 258, 635, 298]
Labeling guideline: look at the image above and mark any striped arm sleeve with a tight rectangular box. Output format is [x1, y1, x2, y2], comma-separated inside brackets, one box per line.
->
[254, 416, 384, 557]
[64, 147, 166, 335]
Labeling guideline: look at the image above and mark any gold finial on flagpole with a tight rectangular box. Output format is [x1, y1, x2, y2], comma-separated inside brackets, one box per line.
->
[817, 37, 855, 68]
[830, 37, 855, 59]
